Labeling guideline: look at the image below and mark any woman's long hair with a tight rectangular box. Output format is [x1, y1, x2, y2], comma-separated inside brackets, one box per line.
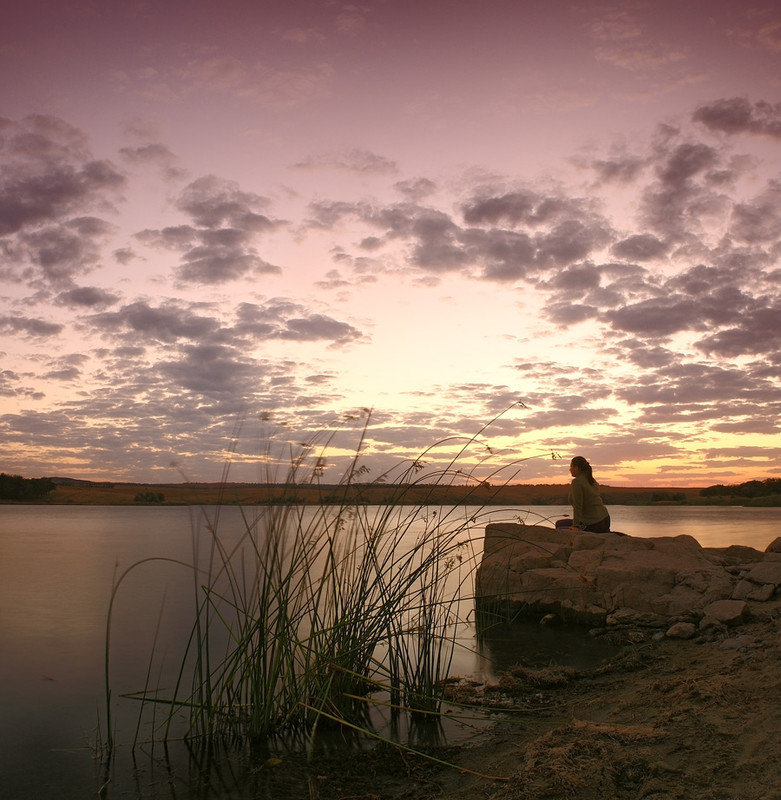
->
[571, 456, 597, 486]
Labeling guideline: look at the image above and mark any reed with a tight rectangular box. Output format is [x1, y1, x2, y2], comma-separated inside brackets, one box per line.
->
[103, 404, 551, 751]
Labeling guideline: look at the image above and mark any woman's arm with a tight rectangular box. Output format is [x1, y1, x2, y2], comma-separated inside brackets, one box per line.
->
[570, 480, 585, 526]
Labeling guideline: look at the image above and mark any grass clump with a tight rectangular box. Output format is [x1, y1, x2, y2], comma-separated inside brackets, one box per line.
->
[103, 404, 551, 753]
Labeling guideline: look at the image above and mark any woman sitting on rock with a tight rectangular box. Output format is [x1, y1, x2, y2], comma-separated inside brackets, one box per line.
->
[565, 456, 611, 533]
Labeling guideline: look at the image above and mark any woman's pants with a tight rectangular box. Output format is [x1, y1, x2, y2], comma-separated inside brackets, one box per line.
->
[582, 516, 611, 533]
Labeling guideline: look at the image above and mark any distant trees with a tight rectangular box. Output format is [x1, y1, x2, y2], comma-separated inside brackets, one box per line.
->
[650, 491, 686, 502]
[700, 478, 781, 498]
[0, 473, 56, 500]
[700, 478, 781, 502]
[133, 490, 165, 503]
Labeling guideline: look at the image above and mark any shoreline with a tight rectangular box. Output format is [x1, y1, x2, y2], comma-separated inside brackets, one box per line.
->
[2, 481, 771, 506]
[415, 610, 781, 799]
[298, 610, 781, 799]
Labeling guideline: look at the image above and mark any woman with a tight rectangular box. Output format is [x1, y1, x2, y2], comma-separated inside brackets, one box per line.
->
[567, 456, 611, 533]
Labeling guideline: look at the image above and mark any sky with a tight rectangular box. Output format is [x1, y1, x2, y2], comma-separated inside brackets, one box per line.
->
[1, 0, 780, 488]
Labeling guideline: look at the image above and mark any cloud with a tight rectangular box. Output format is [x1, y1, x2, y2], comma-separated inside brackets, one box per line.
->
[176, 175, 274, 230]
[135, 175, 283, 284]
[178, 244, 281, 284]
[588, 153, 648, 184]
[638, 138, 731, 242]
[757, 20, 781, 52]
[0, 116, 125, 289]
[277, 313, 361, 343]
[607, 296, 713, 338]
[693, 97, 781, 139]
[0, 116, 124, 237]
[292, 148, 398, 175]
[3, 97, 781, 483]
[0, 370, 19, 397]
[617, 341, 676, 369]
[41, 353, 89, 381]
[281, 27, 326, 45]
[594, 41, 686, 71]
[134, 225, 198, 250]
[394, 178, 437, 200]
[407, 208, 471, 272]
[16, 217, 115, 284]
[157, 343, 260, 396]
[462, 191, 569, 226]
[308, 189, 613, 281]
[729, 181, 781, 244]
[334, 4, 373, 34]
[118, 142, 187, 180]
[56, 286, 120, 308]
[0, 315, 64, 337]
[177, 55, 335, 108]
[233, 300, 363, 344]
[696, 304, 781, 357]
[611, 233, 669, 261]
[535, 218, 612, 269]
[462, 228, 536, 280]
[88, 297, 363, 349]
[89, 300, 220, 344]
[625, 362, 779, 409]
[710, 419, 780, 435]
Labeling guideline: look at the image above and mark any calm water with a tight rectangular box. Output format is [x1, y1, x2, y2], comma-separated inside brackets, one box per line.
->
[0, 503, 778, 799]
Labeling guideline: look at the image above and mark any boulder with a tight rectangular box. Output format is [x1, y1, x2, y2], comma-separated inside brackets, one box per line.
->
[475, 523, 778, 626]
[743, 561, 781, 587]
[666, 622, 697, 639]
[732, 580, 776, 602]
[701, 599, 749, 626]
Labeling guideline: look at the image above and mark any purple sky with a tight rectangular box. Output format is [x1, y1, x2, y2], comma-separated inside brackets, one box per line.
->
[1, 0, 780, 486]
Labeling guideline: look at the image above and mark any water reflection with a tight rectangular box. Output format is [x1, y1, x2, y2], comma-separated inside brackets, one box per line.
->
[2, 503, 778, 800]
[94, 702, 490, 800]
[475, 615, 623, 675]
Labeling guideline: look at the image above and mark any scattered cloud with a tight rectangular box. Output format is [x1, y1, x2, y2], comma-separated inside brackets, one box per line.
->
[694, 97, 781, 138]
[2, 90, 781, 483]
[292, 149, 398, 175]
[55, 286, 121, 308]
[0, 315, 64, 337]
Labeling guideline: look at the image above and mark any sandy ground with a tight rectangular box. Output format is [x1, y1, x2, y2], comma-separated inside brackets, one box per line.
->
[248, 601, 781, 800]
[397, 610, 781, 800]
[296, 603, 781, 800]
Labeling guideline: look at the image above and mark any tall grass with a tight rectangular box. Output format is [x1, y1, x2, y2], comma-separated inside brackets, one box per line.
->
[103, 404, 553, 752]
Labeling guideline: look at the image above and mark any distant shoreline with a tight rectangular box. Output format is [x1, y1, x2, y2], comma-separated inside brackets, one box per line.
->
[2, 481, 772, 506]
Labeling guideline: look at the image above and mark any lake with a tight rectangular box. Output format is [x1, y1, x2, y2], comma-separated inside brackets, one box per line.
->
[1, 503, 778, 799]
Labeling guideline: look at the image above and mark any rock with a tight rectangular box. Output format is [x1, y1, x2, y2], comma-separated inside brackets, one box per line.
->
[766, 537, 781, 553]
[606, 608, 669, 628]
[719, 634, 756, 651]
[744, 561, 781, 588]
[732, 580, 776, 602]
[475, 523, 779, 627]
[701, 599, 749, 626]
[705, 544, 765, 566]
[699, 616, 727, 633]
[666, 622, 697, 639]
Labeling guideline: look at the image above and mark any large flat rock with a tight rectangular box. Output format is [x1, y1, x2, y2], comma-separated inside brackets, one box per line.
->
[475, 523, 780, 625]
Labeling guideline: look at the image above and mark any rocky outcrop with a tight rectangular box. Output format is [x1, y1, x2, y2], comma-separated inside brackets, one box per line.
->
[475, 523, 781, 628]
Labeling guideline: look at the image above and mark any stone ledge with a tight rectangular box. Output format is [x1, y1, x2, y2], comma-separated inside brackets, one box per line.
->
[475, 523, 781, 628]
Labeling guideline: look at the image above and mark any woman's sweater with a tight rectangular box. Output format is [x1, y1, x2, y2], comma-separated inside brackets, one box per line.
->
[569, 473, 608, 526]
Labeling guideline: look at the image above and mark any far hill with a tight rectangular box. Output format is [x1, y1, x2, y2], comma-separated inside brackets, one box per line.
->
[3, 475, 778, 506]
[5, 480, 722, 506]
